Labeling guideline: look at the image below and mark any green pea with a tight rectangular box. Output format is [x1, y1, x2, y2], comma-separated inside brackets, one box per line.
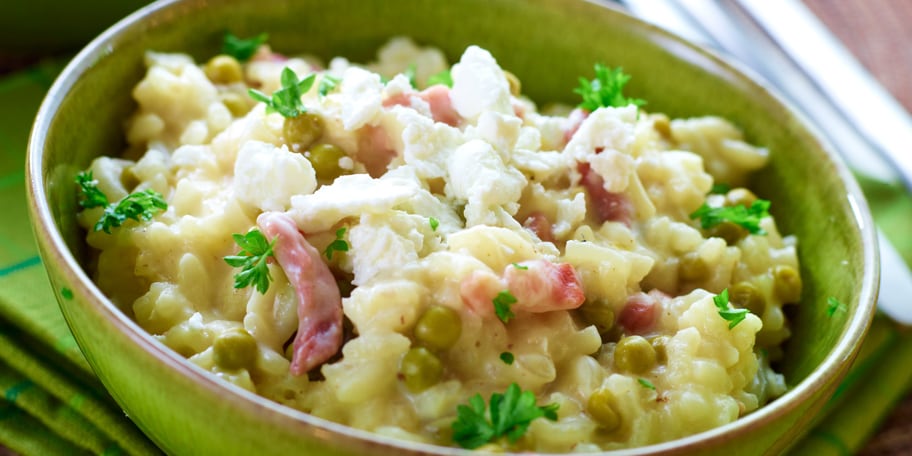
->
[213, 327, 258, 371]
[679, 253, 709, 281]
[284, 112, 324, 150]
[707, 221, 747, 245]
[400, 347, 443, 392]
[652, 114, 671, 138]
[730, 281, 766, 316]
[773, 265, 802, 303]
[307, 143, 347, 181]
[204, 55, 243, 84]
[587, 388, 621, 431]
[503, 70, 521, 97]
[725, 188, 758, 208]
[415, 305, 462, 350]
[220, 92, 251, 117]
[650, 336, 670, 364]
[579, 300, 615, 337]
[614, 335, 656, 374]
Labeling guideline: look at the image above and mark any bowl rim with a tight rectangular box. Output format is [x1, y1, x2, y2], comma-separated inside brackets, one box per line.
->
[26, 0, 880, 454]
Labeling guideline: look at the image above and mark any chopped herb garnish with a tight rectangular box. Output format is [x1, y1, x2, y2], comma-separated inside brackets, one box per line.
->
[574, 63, 645, 112]
[827, 297, 847, 317]
[493, 290, 518, 323]
[638, 378, 655, 390]
[452, 382, 558, 449]
[75, 171, 109, 209]
[224, 229, 276, 294]
[404, 63, 418, 88]
[324, 227, 349, 260]
[710, 183, 732, 194]
[222, 32, 268, 62]
[248, 67, 316, 118]
[318, 74, 340, 97]
[713, 289, 749, 329]
[76, 171, 167, 233]
[429, 217, 440, 231]
[690, 199, 771, 235]
[500, 352, 515, 365]
[511, 263, 529, 271]
[427, 69, 453, 88]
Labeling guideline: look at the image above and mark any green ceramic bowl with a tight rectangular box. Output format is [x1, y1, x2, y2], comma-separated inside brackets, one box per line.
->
[26, 0, 878, 454]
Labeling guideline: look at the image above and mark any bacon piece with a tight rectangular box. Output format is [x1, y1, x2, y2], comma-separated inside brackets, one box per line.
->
[522, 212, 555, 243]
[251, 47, 289, 63]
[356, 124, 397, 178]
[383, 86, 460, 126]
[459, 260, 585, 319]
[459, 270, 504, 318]
[563, 108, 588, 144]
[420, 85, 460, 126]
[257, 212, 343, 376]
[506, 260, 585, 312]
[618, 292, 659, 334]
[578, 162, 633, 225]
[382, 92, 411, 108]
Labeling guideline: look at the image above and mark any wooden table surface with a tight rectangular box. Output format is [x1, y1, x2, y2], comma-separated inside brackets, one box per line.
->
[0, 1, 910, 455]
[804, 1, 912, 454]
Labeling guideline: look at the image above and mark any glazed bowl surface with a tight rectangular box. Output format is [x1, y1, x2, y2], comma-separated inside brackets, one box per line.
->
[26, 0, 878, 454]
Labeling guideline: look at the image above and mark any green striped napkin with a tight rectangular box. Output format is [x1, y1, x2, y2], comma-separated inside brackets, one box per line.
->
[3, 61, 912, 455]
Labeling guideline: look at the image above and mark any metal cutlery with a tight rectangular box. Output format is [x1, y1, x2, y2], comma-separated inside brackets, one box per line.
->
[615, 0, 912, 324]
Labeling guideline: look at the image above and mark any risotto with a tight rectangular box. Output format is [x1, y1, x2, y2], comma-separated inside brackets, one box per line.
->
[75, 36, 800, 452]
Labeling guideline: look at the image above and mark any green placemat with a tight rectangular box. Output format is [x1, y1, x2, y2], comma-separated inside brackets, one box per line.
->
[3, 59, 912, 455]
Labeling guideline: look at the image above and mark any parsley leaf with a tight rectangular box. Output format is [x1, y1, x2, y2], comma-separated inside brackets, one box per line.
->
[638, 378, 656, 390]
[75, 171, 109, 209]
[222, 32, 268, 62]
[318, 74, 340, 97]
[713, 289, 749, 329]
[574, 63, 645, 112]
[96, 190, 168, 233]
[690, 199, 771, 235]
[827, 297, 847, 317]
[710, 183, 732, 194]
[452, 383, 558, 449]
[500, 352, 514, 365]
[77, 172, 168, 233]
[224, 229, 276, 294]
[429, 217, 439, 231]
[493, 290, 518, 323]
[426, 69, 453, 88]
[324, 227, 349, 260]
[248, 67, 316, 118]
[511, 263, 528, 271]
[404, 63, 418, 88]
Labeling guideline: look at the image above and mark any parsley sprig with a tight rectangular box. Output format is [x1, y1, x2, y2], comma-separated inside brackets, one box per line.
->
[224, 229, 276, 294]
[452, 383, 559, 449]
[404, 64, 418, 88]
[574, 63, 645, 112]
[827, 297, 847, 317]
[76, 171, 167, 233]
[713, 289, 749, 329]
[426, 69, 453, 88]
[248, 67, 316, 118]
[499, 352, 514, 365]
[638, 378, 656, 390]
[493, 290, 518, 323]
[318, 74, 340, 97]
[75, 171, 108, 209]
[222, 32, 268, 62]
[690, 199, 771, 235]
[324, 227, 349, 260]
